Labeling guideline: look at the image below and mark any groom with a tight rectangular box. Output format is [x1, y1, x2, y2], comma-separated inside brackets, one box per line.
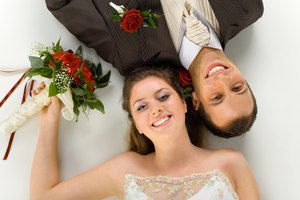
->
[45, 0, 263, 138]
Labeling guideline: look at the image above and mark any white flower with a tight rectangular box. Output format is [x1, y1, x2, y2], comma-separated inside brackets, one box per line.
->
[109, 2, 126, 15]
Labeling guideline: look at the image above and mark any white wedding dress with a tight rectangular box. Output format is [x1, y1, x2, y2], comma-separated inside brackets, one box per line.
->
[124, 170, 238, 200]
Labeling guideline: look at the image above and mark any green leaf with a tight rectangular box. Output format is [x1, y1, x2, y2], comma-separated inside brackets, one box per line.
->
[73, 88, 85, 96]
[141, 10, 151, 17]
[29, 56, 44, 68]
[111, 13, 121, 21]
[96, 82, 109, 88]
[79, 72, 86, 83]
[147, 17, 156, 27]
[73, 106, 79, 116]
[25, 67, 53, 78]
[55, 38, 61, 53]
[73, 105, 80, 122]
[93, 99, 105, 114]
[152, 13, 160, 19]
[183, 87, 193, 93]
[89, 62, 97, 76]
[183, 86, 193, 98]
[72, 96, 80, 119]
[86, 101, 95, 109]
[43, 53, 55, 66]
[97, 70, 111, 86]
[142, 22, 150, 28]
[75, 46, 83, 58]
[85, 88, 94, 96]
[96, 63, 103, 77]
[54, 60, 62, 69]
[74, 64, 86, 83]
[48, 82, 59, 97]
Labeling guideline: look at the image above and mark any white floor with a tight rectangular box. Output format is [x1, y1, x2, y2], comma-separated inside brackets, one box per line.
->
[0, 0, 299, 199]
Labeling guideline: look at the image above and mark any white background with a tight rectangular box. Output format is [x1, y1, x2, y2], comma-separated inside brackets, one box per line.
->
[0, 0, 299, 199]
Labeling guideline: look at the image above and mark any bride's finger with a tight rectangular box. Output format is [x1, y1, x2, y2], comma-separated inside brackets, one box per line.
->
[31, 82, 46, 96]
[51, 96, 61, 109]
[40, 82, 46, 88]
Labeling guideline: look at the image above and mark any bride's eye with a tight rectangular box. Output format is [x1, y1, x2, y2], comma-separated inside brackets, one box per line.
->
[137, 104, 147, 111]
[158, 93, 170, 102]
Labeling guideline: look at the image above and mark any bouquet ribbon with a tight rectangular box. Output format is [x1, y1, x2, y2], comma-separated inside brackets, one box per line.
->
[0, 68, 31, 160]
[0, 68, 74, 160]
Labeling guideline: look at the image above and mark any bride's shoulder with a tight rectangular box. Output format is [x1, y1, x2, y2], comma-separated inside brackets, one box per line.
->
[211, 148, 242, 157]
[106, 151, 149, 168]
[203, 148, 247, 167]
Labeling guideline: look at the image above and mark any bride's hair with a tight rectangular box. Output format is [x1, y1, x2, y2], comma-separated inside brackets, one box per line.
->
[122, 66, 204, 155]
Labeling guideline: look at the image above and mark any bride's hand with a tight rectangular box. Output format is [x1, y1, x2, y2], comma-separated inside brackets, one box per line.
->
[32, 82, 61, 126]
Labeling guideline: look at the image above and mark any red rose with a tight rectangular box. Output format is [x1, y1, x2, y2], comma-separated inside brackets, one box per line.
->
[178, 68, 193, 87]
[120, 9, 144, 32]
[52, 51, 96, 91]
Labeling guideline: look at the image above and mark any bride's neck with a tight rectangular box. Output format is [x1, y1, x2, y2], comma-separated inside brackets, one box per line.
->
[151, 136, 199, 172]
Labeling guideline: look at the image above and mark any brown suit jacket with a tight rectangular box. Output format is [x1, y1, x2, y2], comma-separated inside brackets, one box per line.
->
[45, 0, 263, 76]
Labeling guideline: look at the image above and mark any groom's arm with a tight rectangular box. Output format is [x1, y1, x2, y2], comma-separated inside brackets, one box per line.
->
[45, 0, 121, 68]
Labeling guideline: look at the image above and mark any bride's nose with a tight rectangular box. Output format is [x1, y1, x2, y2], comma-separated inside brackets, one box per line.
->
[152, 104, 163, 116]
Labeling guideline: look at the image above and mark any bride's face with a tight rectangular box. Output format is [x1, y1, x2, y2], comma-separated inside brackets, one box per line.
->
[129, 76, 187, 143]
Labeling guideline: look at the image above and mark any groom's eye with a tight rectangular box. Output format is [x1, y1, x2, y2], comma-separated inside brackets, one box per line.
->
[210, 94, 223, 103]
[232, 84, 243, 92]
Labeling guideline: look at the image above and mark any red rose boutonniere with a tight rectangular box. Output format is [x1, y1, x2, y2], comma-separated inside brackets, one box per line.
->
[179, 68, 193, 87]
[178, 68, 194, 98]
[110, 2, 160, 33]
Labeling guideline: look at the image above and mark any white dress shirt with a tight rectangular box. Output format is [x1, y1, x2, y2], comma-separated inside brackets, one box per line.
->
[161, 0, 223, 69]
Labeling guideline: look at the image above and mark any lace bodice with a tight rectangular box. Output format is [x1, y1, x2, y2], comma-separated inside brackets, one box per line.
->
[124, 170, 238, 200]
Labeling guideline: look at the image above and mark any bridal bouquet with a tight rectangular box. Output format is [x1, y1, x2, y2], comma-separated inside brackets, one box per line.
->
[0, 40, 111, 135]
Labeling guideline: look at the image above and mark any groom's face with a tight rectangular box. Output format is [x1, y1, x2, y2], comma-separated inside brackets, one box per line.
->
[190, 48, 254, 128]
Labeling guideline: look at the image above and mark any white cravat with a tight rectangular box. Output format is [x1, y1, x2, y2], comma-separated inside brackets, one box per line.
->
[183, 1, 210, 48]
[179, 1, 222, 69]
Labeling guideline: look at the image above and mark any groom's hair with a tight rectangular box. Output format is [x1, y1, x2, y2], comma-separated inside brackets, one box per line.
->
[198, 87, 257, 138]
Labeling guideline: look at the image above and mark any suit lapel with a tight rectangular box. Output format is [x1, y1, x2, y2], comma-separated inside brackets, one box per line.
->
[121, 0, 138, 9]
[137, 0, 178, 65]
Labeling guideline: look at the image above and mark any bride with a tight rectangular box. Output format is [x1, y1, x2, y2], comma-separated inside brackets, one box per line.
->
[30, 66, 259, 199]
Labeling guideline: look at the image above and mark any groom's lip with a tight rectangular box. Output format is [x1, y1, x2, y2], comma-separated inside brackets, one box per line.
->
[205, 62, 228, 79]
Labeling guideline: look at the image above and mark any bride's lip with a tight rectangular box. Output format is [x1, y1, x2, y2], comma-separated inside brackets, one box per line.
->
[205, 63, 228, 79]
[152, 115, 171, 127]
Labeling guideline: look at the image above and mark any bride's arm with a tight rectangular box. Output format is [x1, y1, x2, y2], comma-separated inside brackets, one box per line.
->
[30, 96, 122, 200]
[30, 96, 61, 199]
[229, 150, 260, 200]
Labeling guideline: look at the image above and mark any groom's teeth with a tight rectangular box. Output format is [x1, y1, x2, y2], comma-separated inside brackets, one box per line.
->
[153, 116, 170, 127]
[208, 66, 225, 77]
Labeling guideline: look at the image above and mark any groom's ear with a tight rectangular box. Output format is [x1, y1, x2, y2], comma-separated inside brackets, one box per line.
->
[192, 92, 200, 110]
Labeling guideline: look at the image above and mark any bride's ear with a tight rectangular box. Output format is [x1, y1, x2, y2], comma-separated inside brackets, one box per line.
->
[192, 92, 200, 110]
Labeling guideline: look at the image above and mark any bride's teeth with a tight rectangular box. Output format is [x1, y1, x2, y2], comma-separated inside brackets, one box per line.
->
[153, 116, 169, 127]
[208, 66, 225, 77]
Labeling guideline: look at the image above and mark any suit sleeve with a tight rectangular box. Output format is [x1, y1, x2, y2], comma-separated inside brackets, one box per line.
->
[45, 0, 121, 68]
[242, 0, 264, 27]
[210, 0, 264, 47]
